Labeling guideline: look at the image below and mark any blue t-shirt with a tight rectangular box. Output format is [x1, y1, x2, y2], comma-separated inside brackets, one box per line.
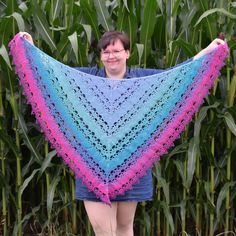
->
[76, 66, 164, 78]
[76, 57, 192, 78]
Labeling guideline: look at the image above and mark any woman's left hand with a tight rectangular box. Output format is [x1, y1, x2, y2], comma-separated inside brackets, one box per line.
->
[18, 32, 34, 44]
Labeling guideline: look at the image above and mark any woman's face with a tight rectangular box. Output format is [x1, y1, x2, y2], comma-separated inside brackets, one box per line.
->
[100, 39, 130, 77]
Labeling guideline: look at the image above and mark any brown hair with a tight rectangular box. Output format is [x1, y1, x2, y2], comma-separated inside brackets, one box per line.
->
[97, 31, 130, 51]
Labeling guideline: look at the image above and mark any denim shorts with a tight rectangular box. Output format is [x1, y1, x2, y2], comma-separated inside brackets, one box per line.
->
[75, 169, 153, 202]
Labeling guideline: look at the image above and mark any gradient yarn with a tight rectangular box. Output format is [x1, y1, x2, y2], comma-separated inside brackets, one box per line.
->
[9, 33, 229, 204]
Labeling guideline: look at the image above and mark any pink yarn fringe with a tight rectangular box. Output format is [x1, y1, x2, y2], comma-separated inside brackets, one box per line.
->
[9, 34, 110, 204]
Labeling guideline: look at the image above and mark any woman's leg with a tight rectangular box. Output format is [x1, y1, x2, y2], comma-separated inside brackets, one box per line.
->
[84, 201, 118, 236]
[116, 202, 137, 236]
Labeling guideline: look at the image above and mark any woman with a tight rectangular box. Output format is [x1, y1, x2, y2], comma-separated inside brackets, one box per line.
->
[19, 31, 225, 236]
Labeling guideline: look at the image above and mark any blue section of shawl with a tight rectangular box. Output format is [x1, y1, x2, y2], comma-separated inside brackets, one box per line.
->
[25, 41, 206, 172]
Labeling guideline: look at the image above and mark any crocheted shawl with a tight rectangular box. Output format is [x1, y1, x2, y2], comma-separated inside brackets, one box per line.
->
[9, 33, 229, 204]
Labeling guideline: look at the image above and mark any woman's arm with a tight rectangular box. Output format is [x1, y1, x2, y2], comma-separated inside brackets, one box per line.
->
[18, 32, 225, 63]
[193, 38, 225, 60]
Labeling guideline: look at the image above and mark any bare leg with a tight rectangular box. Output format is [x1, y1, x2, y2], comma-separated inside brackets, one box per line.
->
[116, 202, 137, 236]
[84, 201, 118, 236]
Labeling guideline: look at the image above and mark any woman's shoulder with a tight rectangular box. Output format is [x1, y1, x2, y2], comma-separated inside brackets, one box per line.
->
[75, 66, 106, 77]
[127, 67, 165, 78]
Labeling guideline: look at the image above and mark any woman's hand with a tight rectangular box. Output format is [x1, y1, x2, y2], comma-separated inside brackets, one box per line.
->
[194, 38, 225, 60]
[19, 32, 34, 44]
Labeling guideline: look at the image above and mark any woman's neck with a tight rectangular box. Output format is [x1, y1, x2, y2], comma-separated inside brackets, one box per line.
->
[105, 67, 126, 79]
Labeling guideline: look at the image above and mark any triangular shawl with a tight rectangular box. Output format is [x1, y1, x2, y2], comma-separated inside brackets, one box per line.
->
[9, 33, 229, 204]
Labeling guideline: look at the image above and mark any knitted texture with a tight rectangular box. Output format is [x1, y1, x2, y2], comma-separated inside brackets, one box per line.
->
[9, 33, 229, 204]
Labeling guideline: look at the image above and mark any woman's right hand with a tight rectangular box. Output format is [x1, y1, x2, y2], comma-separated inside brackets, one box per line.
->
[193, 38, 225, 60]
[19, 32, 34, 44]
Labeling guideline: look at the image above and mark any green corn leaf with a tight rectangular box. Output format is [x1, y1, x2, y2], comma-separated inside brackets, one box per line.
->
[140, 0, 157, 66]
[5, 0, 17, 14]
[153, 162, 161, 178]
[57, 34, 69, 57]
[21, 206, 40, 223]
[49, 26, 67, 31]
[186, 137, 198, 189]
[167, 40, 179, 67]
[6, 12, 25, 32]
[195, 8, 236, 27]
[154, 14, 165, 50]
[117, 3, 137, 49]
[51, 0, 64, 22]
[22, 155, 35, 177]
[229, 74, 236, 107]
[180, 199, 187, 224]
[20, 168, 40, 195]
[173, 160, 187, 188]
[161, 178, 170, 204]
[165, 142, 188, 169]
[179, 4, 198, 34]
[204, 182, 214, 205]
[122, 0, 129, 12]
[93, 0, 113, 32]
[136, 43, 144, 66]
[161, 201, 174, 234]
[77, 37, 88, 66]
[223, 112, 236, 136]
[216, 182, 236, 220]
[0, 171, 10, 188]
[68, 32, 79, 64]
[0, 44, 12, 69]
[117, 5, 126, 31]
[64, 0, 74, 31]
[172, 0, 182, 17]
[39, 150, 57, 178]
[80, 0, 101, 40]
[18, 2, 28, 12]
[0, 1, 7, 8]
[195, 0, 216, 39]
[31, 0, 57, 51]
[165, 0, 177, 40]
[143, 211, 151, 235]
[0, 129, 19, 157]
[172, 39, 197, 58]
[194, 103, 219, 137]
[47, 170, 61, 218]
[156, 0, 163, 13]
[18, 114, 43, 163]
[156, 175, 170, 204]
[82, 24, 92, 45]
[228, 40, 236, 51]
[186, 103, 219, 189]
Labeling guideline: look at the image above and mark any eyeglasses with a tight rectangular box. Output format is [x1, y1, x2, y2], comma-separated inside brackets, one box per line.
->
[101, 49, 125, 58]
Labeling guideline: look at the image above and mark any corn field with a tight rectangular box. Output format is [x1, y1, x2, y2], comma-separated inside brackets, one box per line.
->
[0, 0, 236, 235]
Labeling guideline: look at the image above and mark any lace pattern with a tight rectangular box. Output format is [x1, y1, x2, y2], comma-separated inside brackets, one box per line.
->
[9, 33, 229, 204]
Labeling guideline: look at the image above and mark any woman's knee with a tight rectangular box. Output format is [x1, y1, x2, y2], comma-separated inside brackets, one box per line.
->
[91, 221, 117, 236]
[117, 217, 134, 235]
[88, 214, 117, 236]
[84, 201, 117, 236]
[116, 202, 137, 235]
